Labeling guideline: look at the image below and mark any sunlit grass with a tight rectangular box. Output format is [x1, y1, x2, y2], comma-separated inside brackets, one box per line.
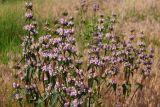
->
[0, 1, 24, 63]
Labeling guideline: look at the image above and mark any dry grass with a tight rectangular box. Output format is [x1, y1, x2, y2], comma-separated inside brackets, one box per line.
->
[0, 64, 17, 107]
[33, 0, 160, 43]
[0, 0, 160, 106]
[102, 46, 160, 107]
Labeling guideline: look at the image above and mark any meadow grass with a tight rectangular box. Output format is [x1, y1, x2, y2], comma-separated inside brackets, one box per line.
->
[0, 1, 160, 106]
[0, 0, 160, 64]
[0, 1, 24, 64]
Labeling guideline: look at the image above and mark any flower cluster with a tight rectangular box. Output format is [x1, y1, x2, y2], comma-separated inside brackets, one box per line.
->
[137, 32, 154, 76]
[48, 16, 88, 107]
[87, 14, 105, 79]
[13, 1, 155, 107]
[86, 14, 154, 106]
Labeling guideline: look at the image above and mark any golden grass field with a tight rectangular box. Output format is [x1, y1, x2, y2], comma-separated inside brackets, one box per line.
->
[0, 0, 160, 107]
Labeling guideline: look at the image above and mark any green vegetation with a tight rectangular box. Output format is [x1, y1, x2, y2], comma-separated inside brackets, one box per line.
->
[0, 1, 24, 63]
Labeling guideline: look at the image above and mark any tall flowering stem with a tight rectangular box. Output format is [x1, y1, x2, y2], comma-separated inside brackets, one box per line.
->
[38, 14, 88, 106]
[13, 0, 39, 106]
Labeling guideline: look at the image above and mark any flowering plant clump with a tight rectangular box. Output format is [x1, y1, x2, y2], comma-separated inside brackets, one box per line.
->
[13, 0, 154, 107]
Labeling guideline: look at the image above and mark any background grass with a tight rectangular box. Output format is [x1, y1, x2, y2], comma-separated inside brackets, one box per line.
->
[0, 0, 24, 63]
[0, 0, 160, 64]
[0, 0, 160, 106]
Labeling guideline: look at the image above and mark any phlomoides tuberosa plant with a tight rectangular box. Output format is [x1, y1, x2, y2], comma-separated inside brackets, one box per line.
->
[13, 0, 154, 107]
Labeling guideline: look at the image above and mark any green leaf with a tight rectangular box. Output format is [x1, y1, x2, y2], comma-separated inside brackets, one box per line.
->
[94, 77, 101, 85]
[111, 83, 117, 92]
[49, 92, 60, 107]
[122, 82, 131, 97]
[136, 83, 143, 90]
[88, 79, 94, 87]
[36, 98, 43, 104]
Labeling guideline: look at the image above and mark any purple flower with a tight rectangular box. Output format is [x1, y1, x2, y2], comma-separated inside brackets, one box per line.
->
[13, 83, 20, 89]
[64, 101, 70, 107]
[124, 62, 131, 67]
[59, 18, 67, 25]
[25, 12, 33, 19]
[67, 37, 76, 44]
[109, 79, 116, 85]
[67, 21, 74, 27]
[42, 64, 55, 76]
[129, 35, 135, 40]
[65, 87, 77, 97]
[71, 99, 83, 107]
[64, 29, 71, 37]
[137, 41, 145, 47]
[25, 2, 32, 9]
[98, 18, 104, 23]
[56, 28, 63, 36]
[52, 38, 62, 45]
[98, 25, 104, 31]
[24, 24, 35, 32]
[15, 94, 22, 100]
[106, 33, 112, 39]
